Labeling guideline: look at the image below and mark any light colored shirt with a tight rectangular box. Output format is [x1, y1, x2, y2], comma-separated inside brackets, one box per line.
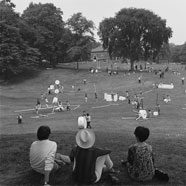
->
[30, 139, 57, 174]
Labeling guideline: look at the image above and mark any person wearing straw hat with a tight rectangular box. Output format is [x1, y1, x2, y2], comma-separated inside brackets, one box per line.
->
[69, 129, 119, 184]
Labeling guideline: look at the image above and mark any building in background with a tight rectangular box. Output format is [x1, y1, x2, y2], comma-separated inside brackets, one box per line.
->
[91, 46, 110, 61]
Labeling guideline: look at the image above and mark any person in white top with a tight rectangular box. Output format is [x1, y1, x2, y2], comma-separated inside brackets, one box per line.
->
[30, 126, 70, 186]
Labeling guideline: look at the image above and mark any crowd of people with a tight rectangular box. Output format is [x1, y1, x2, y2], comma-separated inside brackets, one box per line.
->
[29, 125, 169, 186]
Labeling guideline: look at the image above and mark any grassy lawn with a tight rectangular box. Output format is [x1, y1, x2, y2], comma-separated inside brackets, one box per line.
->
[0, 61, 186, 185]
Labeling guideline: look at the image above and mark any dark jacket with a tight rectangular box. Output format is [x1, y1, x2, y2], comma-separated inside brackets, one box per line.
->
[70, 146, 111, 184]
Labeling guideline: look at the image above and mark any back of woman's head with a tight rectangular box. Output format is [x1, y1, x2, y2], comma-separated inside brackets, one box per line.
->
[37, 126, 51, 140]
[134, 126, 150, 142]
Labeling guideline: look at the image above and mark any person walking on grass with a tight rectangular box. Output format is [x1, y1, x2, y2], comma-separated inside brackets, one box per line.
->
[181, 77, 185, 85]
[121, 126, 169, 182]
[30, 126, 70, 186]
[69, 129, 120, 184]
[35, 100, 41, 115]
[86, 113, 92, 128]
[95, 92, 98, 102]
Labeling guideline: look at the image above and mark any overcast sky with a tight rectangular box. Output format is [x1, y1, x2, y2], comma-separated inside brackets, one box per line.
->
[12, 0, 186, 45]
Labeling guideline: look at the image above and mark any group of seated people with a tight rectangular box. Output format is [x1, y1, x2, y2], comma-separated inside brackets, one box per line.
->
[30, 126, 169, 186]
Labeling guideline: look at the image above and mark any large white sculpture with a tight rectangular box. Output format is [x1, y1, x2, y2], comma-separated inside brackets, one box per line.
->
[104, 93, 118, 102]
[158, 83, 174, 89]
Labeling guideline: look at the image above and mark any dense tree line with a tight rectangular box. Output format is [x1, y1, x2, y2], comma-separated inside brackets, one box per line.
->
[0, 0, 97, 80]
[169, 42, 186, 63]
[1, 0, 186, 80]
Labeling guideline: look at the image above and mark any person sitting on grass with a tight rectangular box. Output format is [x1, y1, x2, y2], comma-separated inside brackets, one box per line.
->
[121, 126, 169, 182]
[66, 100, 71, 111]
[163, 95, 171, 104]
[29, 126, 70, 186]
[55, 101, 64, 112]
[69, 129, 120, 184]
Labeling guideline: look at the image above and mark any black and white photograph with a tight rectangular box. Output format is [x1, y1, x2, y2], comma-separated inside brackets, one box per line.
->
[0, 0, 186, 185]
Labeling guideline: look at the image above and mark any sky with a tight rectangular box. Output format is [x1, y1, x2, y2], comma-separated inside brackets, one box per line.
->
[12, 0, 186, 45]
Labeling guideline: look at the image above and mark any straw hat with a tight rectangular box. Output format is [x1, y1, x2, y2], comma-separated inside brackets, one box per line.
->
[76, 129, 95, 149]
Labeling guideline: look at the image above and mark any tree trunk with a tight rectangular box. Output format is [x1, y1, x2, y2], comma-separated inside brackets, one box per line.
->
[76, 62, 79, 71]
[130, 59, 134, 71]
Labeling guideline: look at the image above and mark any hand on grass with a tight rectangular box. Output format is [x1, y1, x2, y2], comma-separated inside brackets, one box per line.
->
[44, 183, 51, 186]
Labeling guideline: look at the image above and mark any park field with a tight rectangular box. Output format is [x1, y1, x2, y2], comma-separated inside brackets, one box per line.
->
[0, 61, 186, 185]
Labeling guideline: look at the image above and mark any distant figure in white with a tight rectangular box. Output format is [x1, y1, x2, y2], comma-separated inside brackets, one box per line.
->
[163, 95, 171, 104]
[55, 101, 64, 112]
[136, 109, 148, 120]
[52, 96, 58, 113]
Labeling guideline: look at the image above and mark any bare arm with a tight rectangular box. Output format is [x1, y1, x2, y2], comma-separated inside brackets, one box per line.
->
[44, 170, 51, 185]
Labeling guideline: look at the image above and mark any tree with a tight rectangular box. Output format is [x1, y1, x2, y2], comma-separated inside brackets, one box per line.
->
[22, 2, 65, 67]
[99, 8, 172, 70]
[169, 43, 182, 63]
[66, 12, 95, 65]
[0, 0, 40, 80]
[158, 43, 171, 62]
[98, 17, 117, 59]
[179, 42, 186, 63]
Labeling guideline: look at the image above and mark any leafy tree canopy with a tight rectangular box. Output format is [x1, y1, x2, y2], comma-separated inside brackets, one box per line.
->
[67, 12, 95, 37]
[66, 12, 95, 63]
[0, 0, 40, 80]
[99, 8, 172, 70]
[22, 2, 65, 67]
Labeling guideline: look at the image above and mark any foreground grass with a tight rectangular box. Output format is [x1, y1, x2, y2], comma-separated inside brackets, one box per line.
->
[0, 130, 186, 186]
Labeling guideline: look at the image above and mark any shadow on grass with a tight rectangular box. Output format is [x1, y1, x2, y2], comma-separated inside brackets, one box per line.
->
[0, 69, 42, 86]
[6, 165, 167, 186]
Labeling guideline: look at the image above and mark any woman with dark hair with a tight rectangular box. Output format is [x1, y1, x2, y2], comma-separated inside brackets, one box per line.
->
[126, 126, 155, 182]
[122, 126, 169, 182]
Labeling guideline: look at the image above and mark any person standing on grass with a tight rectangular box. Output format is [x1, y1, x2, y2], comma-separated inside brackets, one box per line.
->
[138, 76, 141, 84]
[69, 129, 120, 184]
[95, 92, 98, 102]
[85, 92, 88, 103]
[17, 114, 23, 124]
[30, 126, 70, 186]
[181, 77, 185, 85]
[86, 113, 92, 128]
[83, 79, 87, 85]
[36, 99, 41, 115]
[44, 96, 49, 108]
[121, 126, 169, 182]
[52, 95, 58, 113]
[156, 104, 160, 115]
[111, 92, 115, 102]
[126, 91, 130, 104]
